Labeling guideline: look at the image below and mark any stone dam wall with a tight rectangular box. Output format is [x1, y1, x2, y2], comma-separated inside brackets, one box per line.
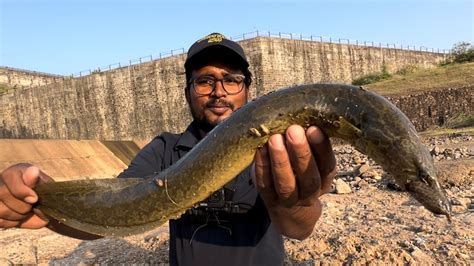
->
[0, 67, 64, 90]
[0, 37, 453, 140]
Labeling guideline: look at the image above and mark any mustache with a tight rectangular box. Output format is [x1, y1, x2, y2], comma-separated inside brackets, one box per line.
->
[205, 98, 234, 110]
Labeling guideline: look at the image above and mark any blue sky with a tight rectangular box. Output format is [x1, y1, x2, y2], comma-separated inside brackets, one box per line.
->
[1, 0, 473, 75]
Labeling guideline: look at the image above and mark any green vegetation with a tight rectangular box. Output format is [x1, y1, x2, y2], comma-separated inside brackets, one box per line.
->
[358, 43, 474, 134]
[0, 85, 8, 94]
[353, 42, 474, 95]
[1, 84, 22, 94]
[421, 127, 474, 137]
[442, 42, 474, 65]
[365, 62, 474, 96]
[352, 65, 392, 86]
[394, 64, 418, 75]
[444, 113, 474, 129]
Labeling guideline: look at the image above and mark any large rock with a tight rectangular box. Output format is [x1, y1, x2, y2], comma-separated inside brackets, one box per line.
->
[353, 164, 370, 177]
[335, 179, 352, 194]
[411, 247, 434, 264]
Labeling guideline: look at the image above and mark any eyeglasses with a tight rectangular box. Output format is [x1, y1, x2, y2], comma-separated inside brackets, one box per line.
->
[189, 74, 246, 95]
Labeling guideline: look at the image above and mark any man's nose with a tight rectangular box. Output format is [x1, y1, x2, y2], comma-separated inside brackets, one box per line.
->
[212, 80, 227, 97]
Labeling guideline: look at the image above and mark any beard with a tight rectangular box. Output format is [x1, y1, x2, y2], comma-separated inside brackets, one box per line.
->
[190, 98, 235, 133]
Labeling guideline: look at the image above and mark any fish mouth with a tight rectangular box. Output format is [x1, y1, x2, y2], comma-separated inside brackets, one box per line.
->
[406, 180, 452, 220]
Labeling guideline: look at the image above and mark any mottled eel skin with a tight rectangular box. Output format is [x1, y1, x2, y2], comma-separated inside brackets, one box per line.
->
[34, 83, 452, 237]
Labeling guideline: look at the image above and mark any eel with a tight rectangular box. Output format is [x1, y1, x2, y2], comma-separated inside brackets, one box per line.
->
[34, 83, 452, 237]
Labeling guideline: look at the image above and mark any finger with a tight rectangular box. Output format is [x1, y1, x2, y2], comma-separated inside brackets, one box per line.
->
[254, 145, 277, 202]
[1, 193, 34, 214]
[306, 126, 337, 195]
[268, 134, 298, 206]
[2, 165, 40, 203]
[0, 181, 34, 215]
[0, 218, 20, 228]
[0, 166, 37, 213]
[18, 214, 49, 229]
[0, 201, 29, 221]
[0, 213, 48, 230]
[23, 166, 42, 187]
[286, 125, 321, 203]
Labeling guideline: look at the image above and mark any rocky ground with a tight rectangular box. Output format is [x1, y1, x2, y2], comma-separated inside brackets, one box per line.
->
[0, 133, 472, 265]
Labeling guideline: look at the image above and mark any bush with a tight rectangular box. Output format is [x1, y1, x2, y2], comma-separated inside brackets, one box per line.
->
[442, 42, 474, 65]
[445, 113, 474, 129]
[352, 65, 392, 85]
[396, 65, 418, 75]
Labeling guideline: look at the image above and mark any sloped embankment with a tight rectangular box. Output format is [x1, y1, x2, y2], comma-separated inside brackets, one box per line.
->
[0, 139, 128, 181]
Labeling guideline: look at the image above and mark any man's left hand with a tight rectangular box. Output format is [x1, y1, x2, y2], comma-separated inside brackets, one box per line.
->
[252, 124, 337, 240]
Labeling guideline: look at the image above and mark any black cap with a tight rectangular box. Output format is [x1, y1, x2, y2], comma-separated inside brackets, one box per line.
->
[184, 33, 249, 71]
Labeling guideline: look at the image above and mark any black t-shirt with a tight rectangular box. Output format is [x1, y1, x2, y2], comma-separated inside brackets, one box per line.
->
[118, 121, 285, 266]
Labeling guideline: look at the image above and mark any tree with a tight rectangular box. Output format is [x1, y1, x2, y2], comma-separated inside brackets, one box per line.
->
[449, 42, 474, 63]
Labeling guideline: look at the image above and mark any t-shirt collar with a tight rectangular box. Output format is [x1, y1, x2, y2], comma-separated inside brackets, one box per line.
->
[175, 120, 203, 150]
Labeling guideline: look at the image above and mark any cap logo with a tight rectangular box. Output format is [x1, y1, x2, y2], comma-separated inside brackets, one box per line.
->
[198, 33, 225, 44]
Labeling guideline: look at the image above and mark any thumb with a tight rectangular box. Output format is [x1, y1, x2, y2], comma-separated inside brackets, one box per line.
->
[22, 166, 41, 188]
[22, 166, 41, 203]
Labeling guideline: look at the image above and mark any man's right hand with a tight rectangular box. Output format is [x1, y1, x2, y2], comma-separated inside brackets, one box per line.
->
[0, 163, 53, 229]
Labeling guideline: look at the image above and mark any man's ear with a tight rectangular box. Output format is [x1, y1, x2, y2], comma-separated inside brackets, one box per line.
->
[184, 87, 191, 104]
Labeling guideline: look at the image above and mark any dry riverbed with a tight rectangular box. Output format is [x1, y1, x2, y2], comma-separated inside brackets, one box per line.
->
[0, 134, 472, 265]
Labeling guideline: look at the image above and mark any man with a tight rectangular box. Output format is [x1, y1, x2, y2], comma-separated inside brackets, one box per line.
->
[0, 33, 337, 265]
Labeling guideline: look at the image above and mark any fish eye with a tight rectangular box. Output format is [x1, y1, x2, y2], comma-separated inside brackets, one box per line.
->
[417, 169, 431, 185]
